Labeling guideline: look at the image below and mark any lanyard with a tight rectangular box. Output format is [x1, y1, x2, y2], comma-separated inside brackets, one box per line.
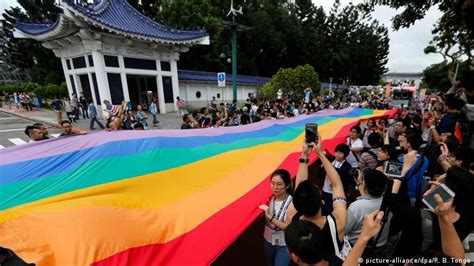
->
[332, 160, 345, 169]
[272, 194, 289, 222]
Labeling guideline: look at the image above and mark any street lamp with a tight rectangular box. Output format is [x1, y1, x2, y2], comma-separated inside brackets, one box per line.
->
[226, 0, 243, 103]
[220, 46, 232, 64]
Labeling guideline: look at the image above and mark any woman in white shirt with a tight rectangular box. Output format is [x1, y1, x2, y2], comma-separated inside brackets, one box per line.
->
[260, 169, 294, 266]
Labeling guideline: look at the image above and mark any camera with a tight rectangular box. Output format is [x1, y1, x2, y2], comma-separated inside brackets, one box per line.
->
[422, 183, 455, 211]
[383, 161, 404, 178]
[305, 123, 318, 144]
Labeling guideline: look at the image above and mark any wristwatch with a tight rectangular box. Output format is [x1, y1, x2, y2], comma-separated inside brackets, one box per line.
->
[299, 157, 309, 164]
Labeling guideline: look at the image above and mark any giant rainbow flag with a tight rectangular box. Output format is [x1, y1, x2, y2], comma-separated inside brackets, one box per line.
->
[0, 108, 395, 265]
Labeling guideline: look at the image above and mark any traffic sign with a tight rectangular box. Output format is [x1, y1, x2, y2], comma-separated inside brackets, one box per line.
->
[217, 72, 226, 87]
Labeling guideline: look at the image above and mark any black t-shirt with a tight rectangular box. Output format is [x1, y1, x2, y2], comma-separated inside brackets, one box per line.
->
[387, 191, 474, 259]
[291, 214, 343, 262]
[181, 123, 192, 130]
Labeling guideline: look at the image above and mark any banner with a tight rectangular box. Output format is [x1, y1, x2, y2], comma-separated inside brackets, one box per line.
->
[0, 108, 396, 266]
[385, 83, 392, 99]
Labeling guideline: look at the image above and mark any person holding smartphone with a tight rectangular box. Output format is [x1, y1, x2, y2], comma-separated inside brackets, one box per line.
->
[287, 136, 350, 264]
[384, 153, 474, 260]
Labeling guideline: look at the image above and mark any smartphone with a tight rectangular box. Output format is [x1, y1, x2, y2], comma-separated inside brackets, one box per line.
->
[422, 183, 455, 211]
[305, 123, 318, 144]
[383, 161, 404, 178]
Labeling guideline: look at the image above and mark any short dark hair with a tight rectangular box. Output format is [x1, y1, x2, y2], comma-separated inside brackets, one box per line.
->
[350, 125, 361, 134]
[60, 120, 71, 126]
[367, 118, 377, 127]
[133, 123, 144, 130]
[451, 147, 472, 168]
[24, 125, 34, 137]
[406, 132, 423, 150]
[363, 168, 387, 197]
[293, 180, 322, 216]
[367, 132, 381, 147]
[335, 143, 350, 158]
[182, 114, 190, 122]
[445, 95, 465, 111]
[285, 220, 326, 264]
[381, 145, 401, 161]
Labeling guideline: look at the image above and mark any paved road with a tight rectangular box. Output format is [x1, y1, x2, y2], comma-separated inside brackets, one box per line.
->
[0, 107, 184, 149]
[0, 111, 64, 149]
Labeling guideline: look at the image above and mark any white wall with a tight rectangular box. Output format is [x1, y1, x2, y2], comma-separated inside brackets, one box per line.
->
[179, 82, 259, 110]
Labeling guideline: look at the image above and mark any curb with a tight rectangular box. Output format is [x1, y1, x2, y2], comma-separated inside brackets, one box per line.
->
[0, 109, 57, 126]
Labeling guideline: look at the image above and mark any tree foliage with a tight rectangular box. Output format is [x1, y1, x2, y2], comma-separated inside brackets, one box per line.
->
[1, 1, 63, 85]
[2, 0, 390, 87]
[362, 0, 474, 85]
[0, 82, 68, 98]
[258, 64, 320, 100]
[130, 0, 389, 84]
[422, 60, 471, 92]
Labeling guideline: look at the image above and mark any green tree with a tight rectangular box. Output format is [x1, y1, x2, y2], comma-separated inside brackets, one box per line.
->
[324, 3, 389, 84]
[362, 0, 474, 83]
[422, 61, 471, 92]
[133, 0, 389, 84]
[259, 64, 320, 100]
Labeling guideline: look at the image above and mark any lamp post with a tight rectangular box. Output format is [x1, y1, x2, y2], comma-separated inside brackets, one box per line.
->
[225, 0, 243, 103]
[231, 27, 237, 102]
[329, 77, 333, 97]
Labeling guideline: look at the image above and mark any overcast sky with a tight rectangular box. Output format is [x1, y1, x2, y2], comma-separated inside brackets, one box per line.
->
[1, 0, 443, 73]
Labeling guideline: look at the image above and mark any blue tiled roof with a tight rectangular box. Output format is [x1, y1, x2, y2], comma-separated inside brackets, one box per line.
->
[15, 21, 58, 36]
[64, 0, 208, 42]
[178, 70, 270, 85]
[15, 0, 208, 43]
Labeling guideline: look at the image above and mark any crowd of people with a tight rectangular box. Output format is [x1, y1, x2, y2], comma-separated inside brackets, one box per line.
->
[179, 92, 393, 130]
[0, 92, 34, 112]
[260, 90, 474, 266]
[12, 84, 474, 265]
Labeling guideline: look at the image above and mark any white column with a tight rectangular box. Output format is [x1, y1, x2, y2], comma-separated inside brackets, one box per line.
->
[156, 75, 166, 114]
[87, 72, 97, 105]
[60, 58, 74, 97]
[91, 50, 111, 108]
[170, 60, 180, 111]
[74, 74, 82, 94]
[118, 55, 130, 102]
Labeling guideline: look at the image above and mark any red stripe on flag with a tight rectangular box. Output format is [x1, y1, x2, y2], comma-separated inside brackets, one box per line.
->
[92, 110, 394, 266]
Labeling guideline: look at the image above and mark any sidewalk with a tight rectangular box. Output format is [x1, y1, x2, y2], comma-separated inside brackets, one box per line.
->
[0, 106, 182, 130]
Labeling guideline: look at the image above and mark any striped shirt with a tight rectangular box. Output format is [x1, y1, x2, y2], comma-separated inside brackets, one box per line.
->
[359, 148, 381, 170]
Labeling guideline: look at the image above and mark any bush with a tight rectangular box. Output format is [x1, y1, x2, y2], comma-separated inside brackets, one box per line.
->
[45, 83, 60, 98]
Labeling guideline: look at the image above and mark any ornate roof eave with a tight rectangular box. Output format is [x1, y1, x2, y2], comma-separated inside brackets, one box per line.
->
[13, 15, 79, 41]
[62, 1, 210, 46]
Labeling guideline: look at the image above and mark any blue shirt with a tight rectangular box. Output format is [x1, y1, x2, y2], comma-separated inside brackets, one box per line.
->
[399, 154, 429, 199]
[436, 113, 458, 134]
[88, 104, 98, 117]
